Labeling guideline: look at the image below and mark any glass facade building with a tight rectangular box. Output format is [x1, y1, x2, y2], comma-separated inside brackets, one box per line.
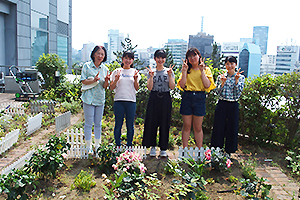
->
[253, 26, 269, 55]
[0, 0, 72, 74]
[164, 39, 188, 65]
[238, 43, 261, 78]
[188, 32, 214, 58]
[275, 46, 300, 75]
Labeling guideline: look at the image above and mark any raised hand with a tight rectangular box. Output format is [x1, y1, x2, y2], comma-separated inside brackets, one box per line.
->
[146, 65, 154, 78]
[235, 68, 244, 84]
[181, 58, 188, 72]
[167, 64, 175, 77]
[105, 71, 112, 82]
[94, 71, 100, 82]
[219, 71, 227, 87]
[133, 70, 139, 81]
[199, 57, 206, 71]
[114, 70, 121, 81]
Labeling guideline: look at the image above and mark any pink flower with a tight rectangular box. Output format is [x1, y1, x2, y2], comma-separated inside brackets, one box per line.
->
[226, 159, 232, 168]
[61, 153, 67, 159]
[205, 149, 211, 160]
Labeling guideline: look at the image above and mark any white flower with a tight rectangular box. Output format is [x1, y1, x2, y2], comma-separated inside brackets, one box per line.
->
[52, 193, 56, 197]
[102, 173, 107, 179]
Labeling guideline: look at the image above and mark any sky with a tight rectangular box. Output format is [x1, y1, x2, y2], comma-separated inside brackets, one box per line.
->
[72, 0, 300, 55]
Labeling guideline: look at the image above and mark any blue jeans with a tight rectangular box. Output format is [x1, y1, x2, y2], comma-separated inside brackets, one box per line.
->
[83, 103, 104, 141]
[114, 101, 136, 146]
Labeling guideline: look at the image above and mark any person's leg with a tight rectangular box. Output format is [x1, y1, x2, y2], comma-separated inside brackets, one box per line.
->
[192, 115, 204, 148]
[225, 102, 239, 153]
[113, 101, 125, 146]
[83, 103, 94, 152]
[142, 93, 159, 148]
[124, 101, 136, 146]
[94, 104, 104, 148]
[211, 101, 227, 149]
[182, 115, 192, 148]
[158, 94, 172, 150]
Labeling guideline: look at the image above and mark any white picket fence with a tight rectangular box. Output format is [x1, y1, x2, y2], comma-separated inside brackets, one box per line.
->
[55, 111, 71, 133]
[30, 100, 55, 114]
[0, 150, 34, 175]
[0, 102, 25, 116]
[178, 146, 222, 161]
[0, 129, 19, 155]
[26, 112, 43, 136]
[64, 128, 147, 159]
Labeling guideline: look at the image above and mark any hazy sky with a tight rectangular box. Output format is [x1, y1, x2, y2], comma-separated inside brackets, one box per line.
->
[72, 0, 300, 55]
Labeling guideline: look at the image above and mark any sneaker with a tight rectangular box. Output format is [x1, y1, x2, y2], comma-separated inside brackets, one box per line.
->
[150, 147, 156, 157]
[87, 147, 94, 155]
[160, 150, 167, 157]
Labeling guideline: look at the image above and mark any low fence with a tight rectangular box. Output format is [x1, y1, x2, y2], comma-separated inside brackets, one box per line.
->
[55, 111, 71, 133]
[64, 128, 147, 159]
[0, 129, 19, 155]
[26, 112, 42, 136]
[0, 102, 25, 116]
[0, 150, 34, 175]
[30, 100, 55, 114]
[178, 146, 222, 161]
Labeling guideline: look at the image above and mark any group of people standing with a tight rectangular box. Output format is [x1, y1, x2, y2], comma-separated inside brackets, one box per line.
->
[80, 45, 245, 157]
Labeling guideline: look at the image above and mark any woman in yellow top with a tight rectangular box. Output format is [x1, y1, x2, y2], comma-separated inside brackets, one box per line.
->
[178, 47, 216, 148]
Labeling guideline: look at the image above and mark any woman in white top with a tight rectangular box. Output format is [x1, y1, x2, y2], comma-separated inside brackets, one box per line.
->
[110, 51, 141, 146]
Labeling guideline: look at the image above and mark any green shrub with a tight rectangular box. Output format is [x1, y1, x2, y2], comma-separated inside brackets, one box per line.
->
[71, 170, 96, 192]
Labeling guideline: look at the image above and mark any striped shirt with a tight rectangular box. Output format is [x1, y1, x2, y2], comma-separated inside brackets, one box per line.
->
[216, 72, 245, 102]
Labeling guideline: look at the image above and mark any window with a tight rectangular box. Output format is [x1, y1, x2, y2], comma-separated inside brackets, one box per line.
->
[57, 35, 68, 65]
[31, 10, 48, 66]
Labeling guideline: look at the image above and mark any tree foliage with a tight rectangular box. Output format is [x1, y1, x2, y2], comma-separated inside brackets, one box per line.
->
[35, 53, 67, 89]
[113, 37, 144, 68]
[210, 42, 224, 69]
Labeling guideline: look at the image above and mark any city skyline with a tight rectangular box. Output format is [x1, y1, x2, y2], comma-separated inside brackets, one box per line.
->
[73, 0, 300, 55]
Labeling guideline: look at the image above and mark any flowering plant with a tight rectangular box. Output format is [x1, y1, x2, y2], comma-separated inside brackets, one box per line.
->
[112, 150, 147, 176]
[204, 148, 232, 172]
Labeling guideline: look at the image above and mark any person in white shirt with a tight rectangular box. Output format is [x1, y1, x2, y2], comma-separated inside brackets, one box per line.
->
[110, 51, 141, 146]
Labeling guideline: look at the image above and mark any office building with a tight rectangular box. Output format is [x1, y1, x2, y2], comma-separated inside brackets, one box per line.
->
[107, 29, 124, 63]
[275, 45, 300, 75]
[239, 43, 261, 78]
[0, 0, 72, 74]
[221, 42, 244, 65]
[81, 42, 95, 62]
[253, 26, 269, 55]
[164, 39, 188, 65]
[188, 32, 214, 58]
[260, 55, 276, 76]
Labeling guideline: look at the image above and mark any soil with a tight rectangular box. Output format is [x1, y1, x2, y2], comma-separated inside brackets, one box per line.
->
[8, 136, 296, 200]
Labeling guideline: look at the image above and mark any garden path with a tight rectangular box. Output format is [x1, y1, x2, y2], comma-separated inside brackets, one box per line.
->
[0, 104, 84, 172]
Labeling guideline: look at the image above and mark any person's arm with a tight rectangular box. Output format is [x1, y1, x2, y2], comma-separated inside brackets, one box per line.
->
[201, 69, 211, 88]
[133, 70, 139, 91]
[109, 70, 120, 91]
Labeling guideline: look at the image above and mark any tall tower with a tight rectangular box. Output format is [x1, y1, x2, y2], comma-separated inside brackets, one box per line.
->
[253, 26, 269, 55]
[201, 16, 204, 32]
[107, 29, 124, 63]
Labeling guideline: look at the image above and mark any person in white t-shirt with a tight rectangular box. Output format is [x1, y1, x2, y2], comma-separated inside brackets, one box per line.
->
[110, 51, 141, 146]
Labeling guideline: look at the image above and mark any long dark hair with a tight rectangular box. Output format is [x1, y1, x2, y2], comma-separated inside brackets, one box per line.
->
[185, 47, 201, 74]
[90, 46, 107, 63]
[121, 51, 135, 68]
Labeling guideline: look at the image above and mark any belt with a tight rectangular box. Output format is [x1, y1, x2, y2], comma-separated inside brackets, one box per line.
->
[151, 91, 169, 98]
[184, 91, 205, 95]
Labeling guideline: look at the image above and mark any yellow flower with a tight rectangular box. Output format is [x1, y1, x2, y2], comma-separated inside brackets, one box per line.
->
[57, 144, 63, 149]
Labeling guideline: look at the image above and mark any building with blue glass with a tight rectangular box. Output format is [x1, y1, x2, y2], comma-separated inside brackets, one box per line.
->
[239, 43, 261, 78]
[0, 0, 72, 74]
[253, 26, 269, 55]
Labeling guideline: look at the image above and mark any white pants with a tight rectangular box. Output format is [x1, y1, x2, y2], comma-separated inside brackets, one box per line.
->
[83, 102, 104, 141]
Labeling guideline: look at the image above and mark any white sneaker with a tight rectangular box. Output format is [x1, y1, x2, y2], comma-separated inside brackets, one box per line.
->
[160, 150, 167, 157]
[150, 147, 156, 157]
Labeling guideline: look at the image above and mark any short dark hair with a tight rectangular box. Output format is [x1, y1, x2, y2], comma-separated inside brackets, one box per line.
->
[121, 51, 135, 68]
[154, 49, 167, 58]
[185, 47, 202, 74]
[225, 56, 237, 64]
[90, 46, 107, 63]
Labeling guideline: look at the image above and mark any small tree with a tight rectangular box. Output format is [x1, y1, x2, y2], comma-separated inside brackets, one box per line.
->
[35, 53, 66, 89]
[113, 37, 144, 68]
[210, 42, 224, 69]
[164, 46, 176, 69]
